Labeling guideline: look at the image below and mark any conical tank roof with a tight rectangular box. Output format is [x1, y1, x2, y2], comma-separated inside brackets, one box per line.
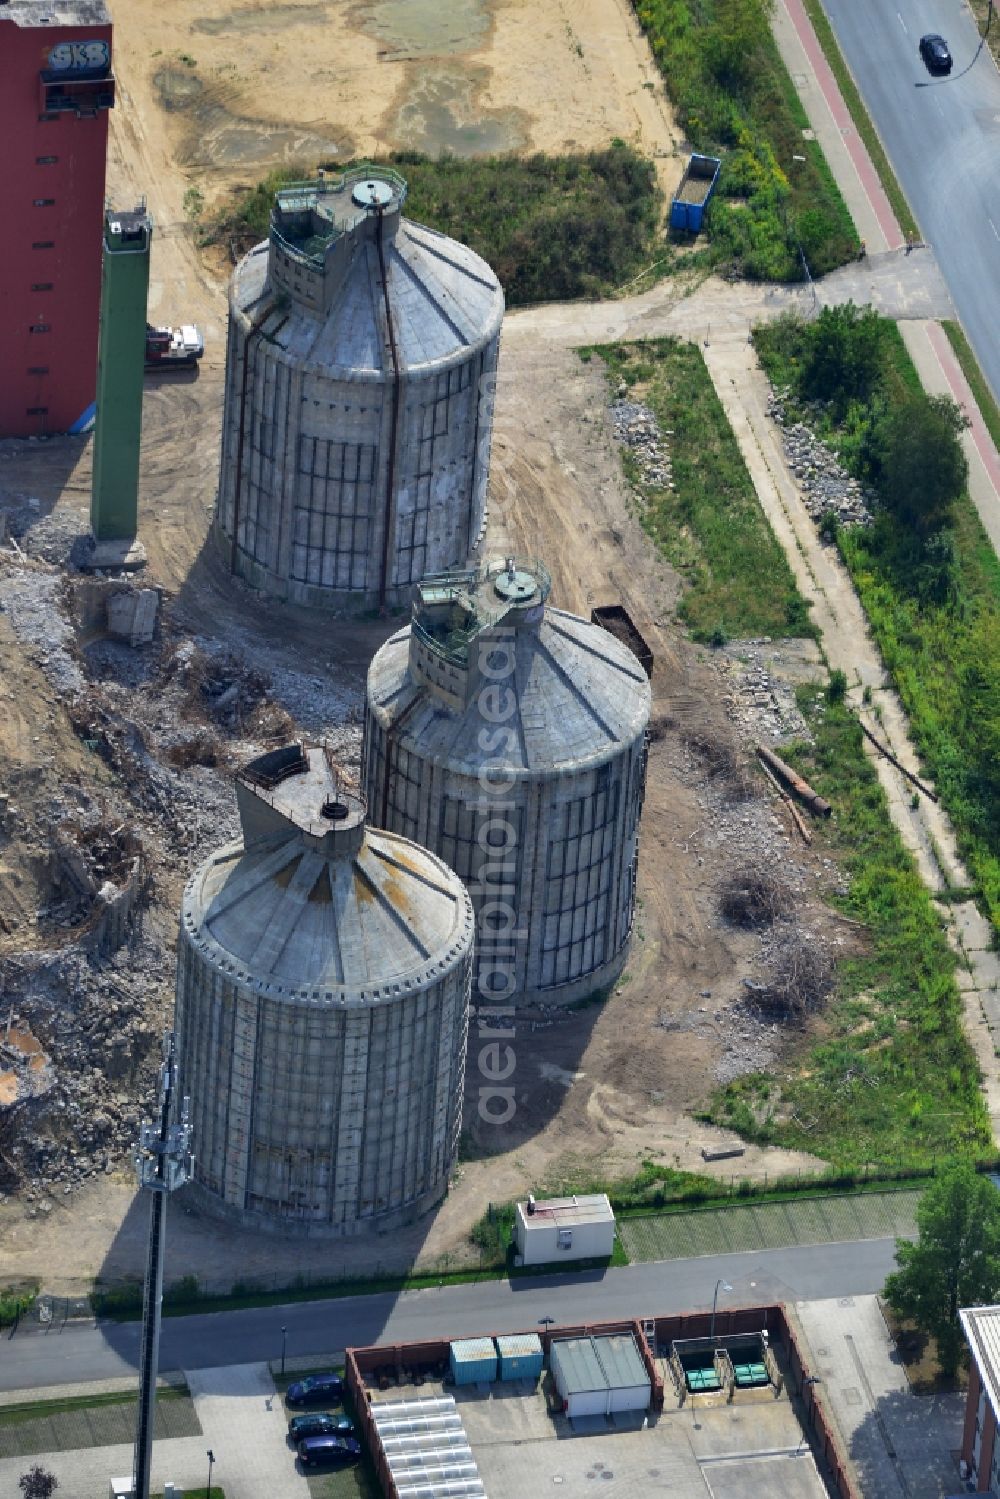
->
[180, 744, 473, 1004]
[233, 168, 504, 378]
[367, 560, 652, 777]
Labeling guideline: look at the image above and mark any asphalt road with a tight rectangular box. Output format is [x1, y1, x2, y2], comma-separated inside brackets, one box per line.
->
[821, 0, 1000, 401]
[0, 1237, 897, 1392]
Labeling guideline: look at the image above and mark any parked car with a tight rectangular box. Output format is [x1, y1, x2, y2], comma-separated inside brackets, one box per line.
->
[297, 1434, 362, 1469]
[285, 1372, 345, 1407]
[287, 1413, 355, 1441]
[919, 33, 952, 73]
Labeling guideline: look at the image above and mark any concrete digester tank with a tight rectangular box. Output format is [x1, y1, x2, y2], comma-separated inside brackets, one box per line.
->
[214, 167, 504, 612]
[363, 559, 652, 1008]
[174, 743, 473, 1236]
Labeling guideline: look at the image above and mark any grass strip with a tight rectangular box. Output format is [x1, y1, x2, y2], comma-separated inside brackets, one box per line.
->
[582, 336, 815, 641]
[942, 319, 1000, 454]
[152, 1491, 224, 1499]
[0, 1387, 187, 1425]
[799, 0, 919, 241]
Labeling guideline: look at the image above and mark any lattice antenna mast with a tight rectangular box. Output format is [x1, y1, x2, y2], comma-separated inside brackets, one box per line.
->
[132, 1032, 193, 1499]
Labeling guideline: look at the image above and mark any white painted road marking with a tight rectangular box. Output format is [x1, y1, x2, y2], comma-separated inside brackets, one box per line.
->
[990, 217, 1000, 242]
[897, 10, 909, 34]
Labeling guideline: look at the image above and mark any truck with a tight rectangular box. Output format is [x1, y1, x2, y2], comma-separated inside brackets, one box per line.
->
[590, 605, 654, 678]
[144, 322, 204, 371]
[669, 153, 722, 234]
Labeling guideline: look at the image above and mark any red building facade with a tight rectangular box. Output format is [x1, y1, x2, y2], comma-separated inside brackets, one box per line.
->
[0, 2, 114, 438]
[961, 1306, 1000, 1492]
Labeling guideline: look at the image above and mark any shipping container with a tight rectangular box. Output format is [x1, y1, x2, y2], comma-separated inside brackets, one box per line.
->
[669, 153, 723, 233]
[496, 1332, 544, 1382]
[449, 1336, 497, 1386]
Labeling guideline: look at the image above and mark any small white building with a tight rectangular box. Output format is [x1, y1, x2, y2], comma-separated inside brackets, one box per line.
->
[513, 1193, 616, 1266]
[550, 1333, 651, 1419]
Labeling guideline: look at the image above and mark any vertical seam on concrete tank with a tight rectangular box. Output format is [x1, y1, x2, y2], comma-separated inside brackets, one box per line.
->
[467, 347, 484, 562]
[241, 994, 264, 1213]
[230, 302, 279, 575]
[379, 690, 422, 831]
[375, 206, 402, 613]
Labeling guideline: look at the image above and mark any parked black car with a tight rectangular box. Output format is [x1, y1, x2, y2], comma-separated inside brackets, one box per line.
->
[285, 1372, 345, 1407]
[297, 1434, 362, 1469]
[287, 1412, 354, 1441]
[919, 33, 952, 73]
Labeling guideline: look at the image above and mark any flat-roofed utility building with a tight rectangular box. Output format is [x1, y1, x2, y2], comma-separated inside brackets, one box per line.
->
[550, 1332, 651, 1419]
[514, 1192, 615, 1265]
[961, 1305, 1000, 1489]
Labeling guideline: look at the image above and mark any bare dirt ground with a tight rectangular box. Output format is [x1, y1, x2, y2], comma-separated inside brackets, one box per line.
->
[115, 0, 682, 205]
[0, 3, 849, 1293]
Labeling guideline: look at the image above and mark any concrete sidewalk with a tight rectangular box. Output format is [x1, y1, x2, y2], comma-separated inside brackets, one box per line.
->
[0, 1434, 208, 1499]
[0, 1364, 309, 1499]
[186, 1363, 310, 1499]
[796, 1295, 964, 1498]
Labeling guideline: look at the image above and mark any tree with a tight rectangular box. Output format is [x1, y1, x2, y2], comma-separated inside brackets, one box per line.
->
[871, 392, 968, 536]
[883, 1163, 1000, 1378]
[19, 1467, 58, 1499]
[800, 303, 888, 416]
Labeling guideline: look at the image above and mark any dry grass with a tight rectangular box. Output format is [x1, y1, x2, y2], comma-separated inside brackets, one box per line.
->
[720, 865, 791, 928]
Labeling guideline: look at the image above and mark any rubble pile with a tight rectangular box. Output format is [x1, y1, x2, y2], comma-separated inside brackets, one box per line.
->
[44, 818, 148, 952]
[611, 396, 674, 488]
[767, 390, 873, 527]
[0, 538, 365, 1199]
[722, 642, 813, 746]
[0, 497, 89, 566]
[0, 1023, 54, 1114]
[0, 942, 166, 1201]
[661, 668, 849, 1085]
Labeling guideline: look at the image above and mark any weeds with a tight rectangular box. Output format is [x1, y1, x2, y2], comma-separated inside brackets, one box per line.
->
[708, 693, 990, 1166]
[198, 146, 662, 307]
[586, 336, 816, 640]
[634, 0, 858, 279]
[755, 312, 1000, 935]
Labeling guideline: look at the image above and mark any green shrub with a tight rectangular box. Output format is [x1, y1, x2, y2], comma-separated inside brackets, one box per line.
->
[635, 0, 858, 279]
[755, 310, 1000, 936]
[201, 146, 662, 307]
[826, 668, 847, 703]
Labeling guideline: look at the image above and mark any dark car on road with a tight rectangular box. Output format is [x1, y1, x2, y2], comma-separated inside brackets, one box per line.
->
[919, 33, 952, 72]
[285, 1372, 345, 1408]
[287, 1413, 355, 1442]
[297, 1434, 362, 1469]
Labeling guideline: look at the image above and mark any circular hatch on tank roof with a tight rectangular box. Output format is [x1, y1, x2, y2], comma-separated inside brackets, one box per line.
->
[493, 567, 538, 603]
[352, 178, 395, 210]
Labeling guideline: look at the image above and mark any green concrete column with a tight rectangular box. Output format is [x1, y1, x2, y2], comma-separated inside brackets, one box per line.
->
[90, 205, 153, 542]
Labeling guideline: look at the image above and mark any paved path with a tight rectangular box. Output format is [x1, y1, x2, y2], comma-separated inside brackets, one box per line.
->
[796, 1295, 965, 1498]
[0, 1433, 208, 1499]
[186, 1363, 309, 1499]
[0, 1238, 898, 1392]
